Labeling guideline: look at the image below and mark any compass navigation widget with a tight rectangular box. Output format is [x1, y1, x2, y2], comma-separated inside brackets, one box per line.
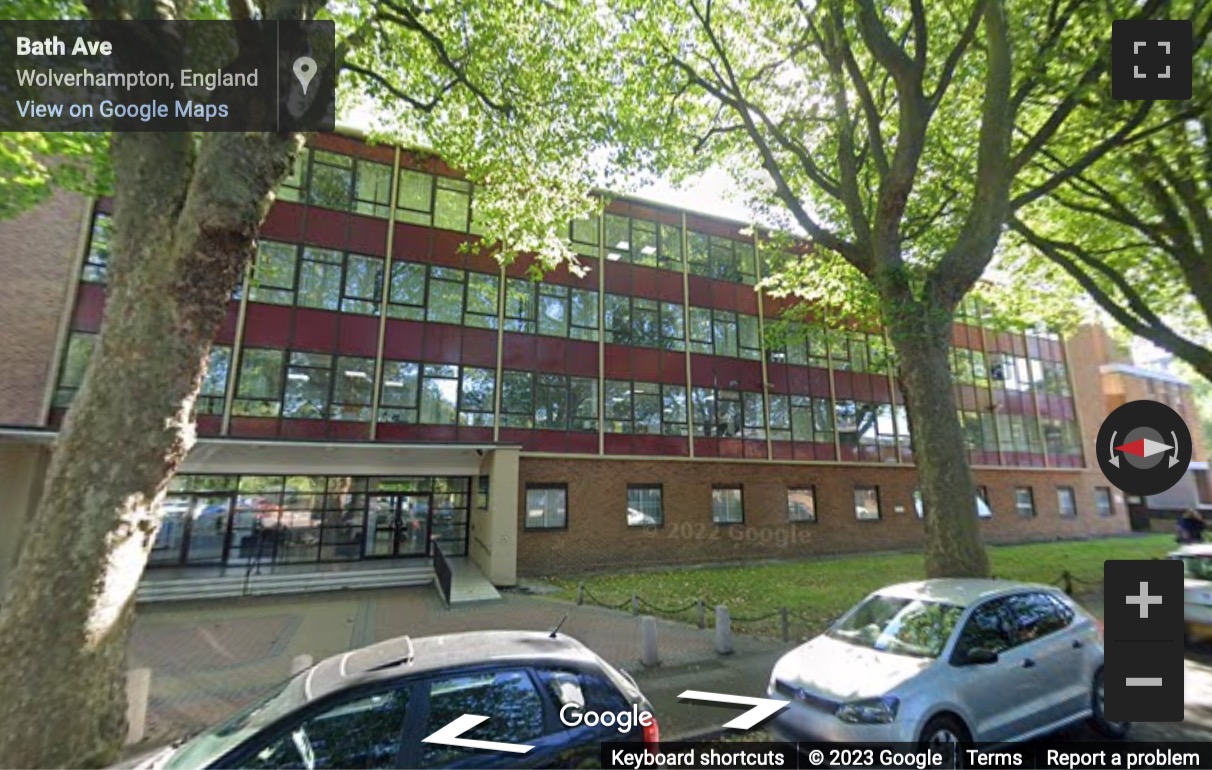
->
[1097, 400, 1192, 496]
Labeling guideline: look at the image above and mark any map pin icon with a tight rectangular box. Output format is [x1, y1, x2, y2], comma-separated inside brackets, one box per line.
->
[293, 56, 317, 95]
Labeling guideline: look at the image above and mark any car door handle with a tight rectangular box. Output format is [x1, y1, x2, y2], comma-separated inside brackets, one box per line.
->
[1072, 640, 1083, 649]
[1022, 658, 1036, 669]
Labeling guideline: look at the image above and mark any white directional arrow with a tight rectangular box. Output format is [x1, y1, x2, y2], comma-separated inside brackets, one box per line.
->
[678, 690, 789, 730]
[421, 714, 535, 754]
[1114, 436, 1174, 458]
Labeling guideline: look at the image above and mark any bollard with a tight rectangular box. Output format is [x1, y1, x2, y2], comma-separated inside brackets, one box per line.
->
[714, 605, 734, 655]
[290, 654, 314, 675]
[780, 607, 790, 643]
[1063, 571, 1074, 596]
[697, 599, 706, 630]
[632, 594, 640, 616]
[640, 616, 660, 667]
[577, 584, 585, 606]
[125, 668, 151, 746]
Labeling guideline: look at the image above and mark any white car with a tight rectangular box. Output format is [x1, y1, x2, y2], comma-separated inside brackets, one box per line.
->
[1168, 544, 1212, 643]
[767, 579, 1126, 749]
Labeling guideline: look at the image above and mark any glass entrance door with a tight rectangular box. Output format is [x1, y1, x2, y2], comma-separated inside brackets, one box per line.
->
[365, 493, 432, 557]
[149, 493, 233, 566]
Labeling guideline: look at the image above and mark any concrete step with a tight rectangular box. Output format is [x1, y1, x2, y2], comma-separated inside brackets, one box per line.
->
[137, 565, 435, 603]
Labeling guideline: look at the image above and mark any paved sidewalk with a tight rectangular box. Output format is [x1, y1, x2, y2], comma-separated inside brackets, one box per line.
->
[127, 587, 790, 748]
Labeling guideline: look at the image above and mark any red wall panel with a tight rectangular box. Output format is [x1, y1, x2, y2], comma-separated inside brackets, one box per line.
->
[291, 308, 339, 352]
[383, 319, 425, 360]
[241, 303, 293, 348]
[72, 283, 106, 331]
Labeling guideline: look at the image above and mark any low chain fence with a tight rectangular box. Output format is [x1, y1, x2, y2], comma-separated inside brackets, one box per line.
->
[574, 569, 1106, 644]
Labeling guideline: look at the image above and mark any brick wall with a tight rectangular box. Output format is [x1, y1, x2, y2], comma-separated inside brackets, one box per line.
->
[515, 457, 1130, 576]
[0, 191, 88, 426]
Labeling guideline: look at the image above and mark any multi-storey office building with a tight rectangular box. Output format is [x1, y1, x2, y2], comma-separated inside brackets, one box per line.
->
[1, 131, 1206, 593]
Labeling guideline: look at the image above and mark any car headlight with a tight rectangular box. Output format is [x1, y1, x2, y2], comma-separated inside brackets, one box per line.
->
[835, 696, 899, 724]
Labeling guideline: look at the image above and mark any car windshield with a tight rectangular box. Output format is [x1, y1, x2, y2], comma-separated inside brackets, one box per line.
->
[162, 675, 306, 769]
[828, 594, 964, 659]
[1180, 556, 1212, 581]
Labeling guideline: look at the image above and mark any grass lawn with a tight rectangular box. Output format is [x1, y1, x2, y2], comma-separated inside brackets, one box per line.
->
[541, 534, 1174, 638]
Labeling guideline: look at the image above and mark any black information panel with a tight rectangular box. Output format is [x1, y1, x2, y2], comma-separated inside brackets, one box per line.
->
[1104, 559, 1185, 722]
[0, 20, 335, 131]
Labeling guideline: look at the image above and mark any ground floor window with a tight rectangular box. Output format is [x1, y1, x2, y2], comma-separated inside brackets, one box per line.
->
[525, 485, 568, 529]
[150, 474, 470, 568]
[787, 488, 816, 522]
[1015, 486, 1036, 517]
[854, 485, 880, 520]
[1057, 486, 1077, 517]
[1095, 486, 1114, 517]
[627, 485, 663, 527]
[712, 486, 744, 524]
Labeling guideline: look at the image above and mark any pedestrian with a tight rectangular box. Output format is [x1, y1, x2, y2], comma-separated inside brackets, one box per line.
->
[1177, 509, 1206, 543]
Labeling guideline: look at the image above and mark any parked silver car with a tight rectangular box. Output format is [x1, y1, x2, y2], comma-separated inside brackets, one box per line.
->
[767, 579, 1127, 749]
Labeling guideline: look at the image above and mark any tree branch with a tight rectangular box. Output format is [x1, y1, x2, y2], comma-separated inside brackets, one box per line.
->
[341, 61, 457, 112]
[1011, 216, 1212, 382]
[927, 0, 983, 109]
[376, 0, 514, 115]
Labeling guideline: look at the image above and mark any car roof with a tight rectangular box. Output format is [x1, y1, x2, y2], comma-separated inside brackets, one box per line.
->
[300, 630, 601, 703]
[1171, 544, 1212, 557]
[874, 578, 1059, 608]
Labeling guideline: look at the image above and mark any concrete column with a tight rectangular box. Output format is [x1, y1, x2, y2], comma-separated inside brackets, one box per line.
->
[0, 444, 50, 602]
[472, 447, 519, 587]
[125, 668, 151, 746]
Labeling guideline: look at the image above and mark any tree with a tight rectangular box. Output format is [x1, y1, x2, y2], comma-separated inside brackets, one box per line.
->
[1007, 3, 1212, 382]
[598, 0, 1179, 577]
[0, 1, 616, 766]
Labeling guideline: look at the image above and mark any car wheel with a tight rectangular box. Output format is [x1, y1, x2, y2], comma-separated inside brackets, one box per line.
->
[1088, 668, 1130, 739]
[918, 714, 970, 769]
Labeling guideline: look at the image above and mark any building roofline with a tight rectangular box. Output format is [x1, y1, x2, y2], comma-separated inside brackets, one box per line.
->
[329, 125, 764, 233]
[1099, 362, 1190, 386]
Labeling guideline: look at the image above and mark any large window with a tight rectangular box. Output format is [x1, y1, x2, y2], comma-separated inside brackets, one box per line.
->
[854, 485, 881, 521]
[197, 346, 232, 416]
[373, 362, 495, 426]
[837, 401, 901, 460]
[233, 348, 285, 416]
[394, 169, 474, 232]
[499, 370, 598, 431]
[53, 332, 97, 408]
[1057, 486, 1077, 517]
[688, 307, 760, 359]
[627, 485, 663, 527]
[787, 488, 816, 522]
[604, 295, 684, 350]
[766, 322, 828, 368]
[604, 381, 688, 435]
[712, 486, 744, 524]
[251, 241, 385, 315]
[82, 212, 111, 282]
[768, 394, 834, 444]
[600, 213, 683, 270]
[1095, 487, 1114, 518]
[526, 485, 567, 529]
[505, 280, 599, 341]
[692, 388, 765, 439]
[276, 149, 393, 218]
[687, 231, 756, 284]
[1015, 487, 1036, 517]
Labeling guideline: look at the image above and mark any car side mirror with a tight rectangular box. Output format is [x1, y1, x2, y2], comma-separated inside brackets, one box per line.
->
[963, 648, 999, 666]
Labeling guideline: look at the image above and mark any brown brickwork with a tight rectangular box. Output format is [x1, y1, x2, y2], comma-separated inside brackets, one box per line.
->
[0, 191, 88, 426]
[515, 457, 1129, 576]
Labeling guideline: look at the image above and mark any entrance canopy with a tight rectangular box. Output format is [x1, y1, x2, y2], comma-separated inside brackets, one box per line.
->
[181, 438, 517, 477]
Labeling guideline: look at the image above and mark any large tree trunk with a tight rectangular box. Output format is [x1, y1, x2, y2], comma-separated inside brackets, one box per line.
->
[887, 301, 991, 578]
[0, 132, 296, 768]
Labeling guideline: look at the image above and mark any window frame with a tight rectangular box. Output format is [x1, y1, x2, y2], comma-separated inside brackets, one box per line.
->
[626, 484, 664, 528]
[1014, 486, 1036, 518]
[853, 485, 881, 521]
[711, 485, 744, 525]
[1056, 486, 1077, 518]
[787, 487, 817, 523]
[525, 484, 569, 531]
[1094, 486, 1114, 518]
